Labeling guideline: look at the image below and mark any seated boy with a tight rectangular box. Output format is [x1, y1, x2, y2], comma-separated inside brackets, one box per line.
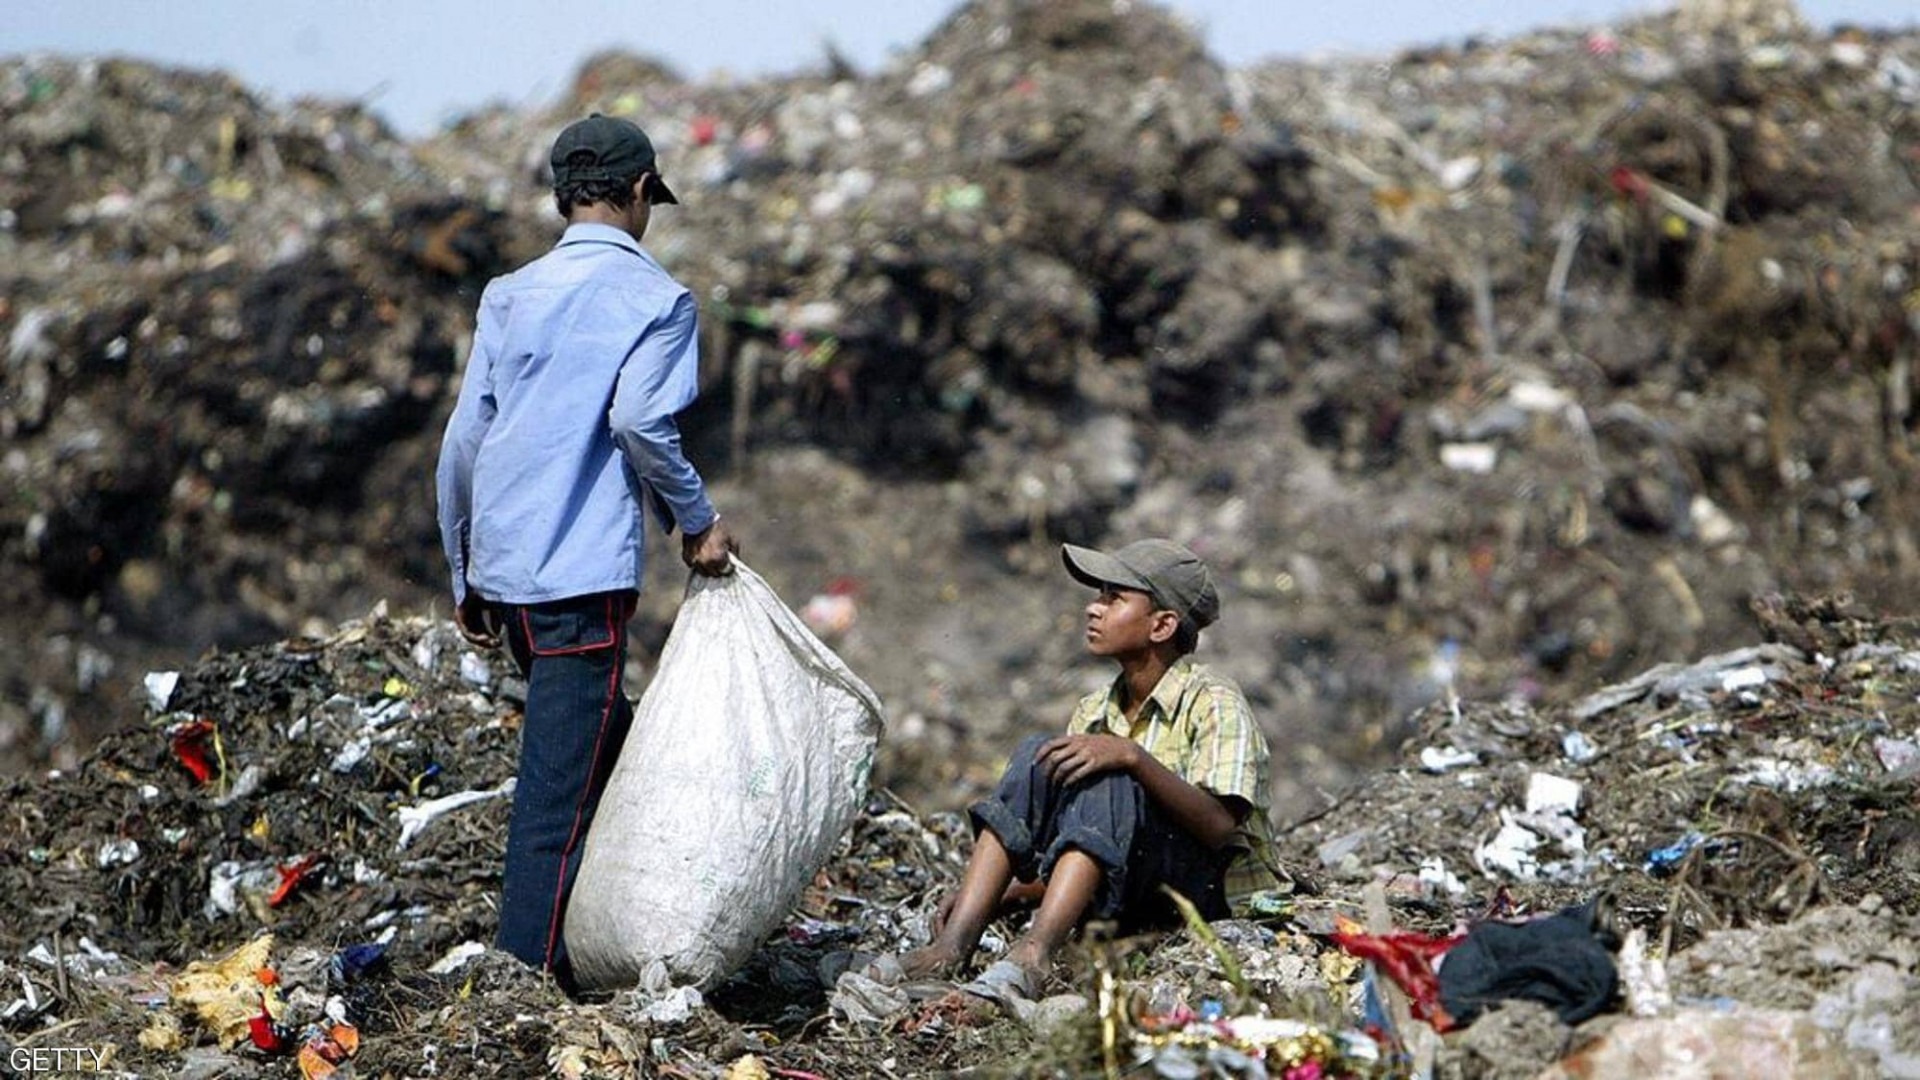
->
[888, 539, 1285, 997]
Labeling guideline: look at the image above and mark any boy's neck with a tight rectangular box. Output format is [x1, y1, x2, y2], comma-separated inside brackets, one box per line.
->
[1115, 648, 1180, 718]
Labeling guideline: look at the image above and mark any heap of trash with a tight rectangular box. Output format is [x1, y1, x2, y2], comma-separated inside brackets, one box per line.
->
[1, 579, 1917, 1075]
[2, 0, 1916, 835]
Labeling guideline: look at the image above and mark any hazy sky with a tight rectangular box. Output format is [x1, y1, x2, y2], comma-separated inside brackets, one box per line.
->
[9, 1, 1914, 136]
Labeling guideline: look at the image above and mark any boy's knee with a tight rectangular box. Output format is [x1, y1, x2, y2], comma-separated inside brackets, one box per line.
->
[1002, 734, 1051, 775]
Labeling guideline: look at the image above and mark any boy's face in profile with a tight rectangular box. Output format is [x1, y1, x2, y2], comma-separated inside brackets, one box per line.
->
[1083, 585, 1177, 658]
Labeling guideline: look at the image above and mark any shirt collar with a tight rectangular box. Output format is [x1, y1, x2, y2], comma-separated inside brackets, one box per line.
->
[1101, 655, 1198, 730]
[558, 222, 645, 256]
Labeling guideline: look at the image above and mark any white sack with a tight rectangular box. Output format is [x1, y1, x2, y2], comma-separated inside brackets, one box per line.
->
[565, 562, 884, 992]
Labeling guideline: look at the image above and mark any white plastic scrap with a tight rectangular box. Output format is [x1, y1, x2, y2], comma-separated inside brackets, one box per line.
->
[1526, 772, 1581, 816]
[1439, 442, 1499, 473]
[394, 779, 516, 851]
[1874, 737, 1920, 779]
[213, 763, 266, 807]
[1690, 495, 1744, 547]
[1562, 730, 1599, 764]
[830, 971, 910, 1025]
[1475, 813, 1546, 880]
[1437, 155, 1481, 191]
[1418, 856, 1466, 897]
[1617, 929, 1673, 1017]
[143, 671, 179, 713]
[635, 984, 705, 1025]
[1720, 666, 1768, 693]
[1508, 380, 1571, 412]
[330, 734, 372, 774]
[204, 859, 280, 920]
[905, 62, 953, 98]
[410, 631, 442, 673]
[458, 651, 492, 688]
[96, 839, 140, 869]
[1474, 772, 1588, 881]
[427, 941, 488, 975]
[1419, 745, 1479, 773]
[1734, 757, 1838, 793]
[363, 698, 412, 728]
[25, 937, 121, 978]
[3, 972, 41, 1021]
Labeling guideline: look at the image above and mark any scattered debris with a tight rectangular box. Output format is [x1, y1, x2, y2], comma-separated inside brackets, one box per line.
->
[1, 0, 1917, 1075]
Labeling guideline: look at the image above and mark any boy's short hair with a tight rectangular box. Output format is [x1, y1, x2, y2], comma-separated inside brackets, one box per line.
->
[1171, 618, 1201, 656]
[553, 167, 637, 217]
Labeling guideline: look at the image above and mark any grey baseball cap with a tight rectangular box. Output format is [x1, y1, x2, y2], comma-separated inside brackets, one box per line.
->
[1062, 538, 1220, 629]
[549, 113, 679, 204]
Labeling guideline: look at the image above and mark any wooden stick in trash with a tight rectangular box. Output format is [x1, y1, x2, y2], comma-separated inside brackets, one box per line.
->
[1364, 881, 1441, 1073]
[1362, 883, 1406, 1035]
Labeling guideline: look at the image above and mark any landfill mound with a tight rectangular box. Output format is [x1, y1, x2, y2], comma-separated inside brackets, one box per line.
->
[3, 0, 1916, 829]
[0, 574, 1916, 1074]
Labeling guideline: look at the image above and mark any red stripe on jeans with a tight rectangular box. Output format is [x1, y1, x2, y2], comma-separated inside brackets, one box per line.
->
[543, 593, 622, 968]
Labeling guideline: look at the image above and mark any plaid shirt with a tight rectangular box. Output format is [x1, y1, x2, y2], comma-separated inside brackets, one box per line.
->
[1069, 657, 1285, 913]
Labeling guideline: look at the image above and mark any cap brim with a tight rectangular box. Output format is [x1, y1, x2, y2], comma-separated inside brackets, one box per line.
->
[649, 176, 679, 205]
[1062, 544, 1150, 593]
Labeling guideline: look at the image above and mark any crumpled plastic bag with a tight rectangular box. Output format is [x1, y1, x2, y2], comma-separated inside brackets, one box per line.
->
[167, 935, 282, 1049]
[566, 562, 884, 991]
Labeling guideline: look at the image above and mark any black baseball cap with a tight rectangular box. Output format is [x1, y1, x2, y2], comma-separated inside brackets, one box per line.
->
[1062, 539, 1221, 629]
[549, 113, 679, 205]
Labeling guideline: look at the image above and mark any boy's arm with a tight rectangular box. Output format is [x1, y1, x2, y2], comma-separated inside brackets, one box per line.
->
[1036, 733, 1244, 849]
[435, 284, 499, 609]
[608, 291, 719, 537]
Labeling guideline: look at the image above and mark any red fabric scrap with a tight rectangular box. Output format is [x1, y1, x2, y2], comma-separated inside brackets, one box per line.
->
[1332, 929, 1467, 1032]
[248, 996, 292, 1053]
[268, 854, 323, 908]
[168, 719, 218, 785]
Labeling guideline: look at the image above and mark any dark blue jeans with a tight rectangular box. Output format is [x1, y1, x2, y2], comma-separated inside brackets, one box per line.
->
[495, 590, 636, 989]
[969, 734, 1230, 931]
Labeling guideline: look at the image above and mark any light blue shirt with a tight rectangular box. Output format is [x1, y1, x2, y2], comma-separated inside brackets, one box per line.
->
[436, 223, 717, 606]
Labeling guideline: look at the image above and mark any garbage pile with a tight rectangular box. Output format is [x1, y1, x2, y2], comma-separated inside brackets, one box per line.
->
[1, 572, 1916, 1073]
[2, 0, 1917, 939]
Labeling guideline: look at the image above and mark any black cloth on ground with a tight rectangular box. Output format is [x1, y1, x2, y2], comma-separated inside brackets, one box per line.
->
[1437, 898, 1619, 1027]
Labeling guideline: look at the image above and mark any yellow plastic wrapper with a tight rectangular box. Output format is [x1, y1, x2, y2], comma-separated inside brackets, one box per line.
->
[726, 1055, 773, 1080]
[167, 934, 282, 1049]
[137, 1011, 185, 1053]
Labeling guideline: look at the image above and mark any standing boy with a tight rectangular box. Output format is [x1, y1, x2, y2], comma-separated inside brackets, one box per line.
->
[435, 114, 739, 990]
[887, 539, 1284, 998]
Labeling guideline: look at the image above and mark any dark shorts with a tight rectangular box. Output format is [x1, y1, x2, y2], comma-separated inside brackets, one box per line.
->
[969, 734, 1231, 930]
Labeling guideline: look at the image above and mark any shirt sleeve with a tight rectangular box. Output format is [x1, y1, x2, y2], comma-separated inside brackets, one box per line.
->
[1184, 684, 1266, 805]
[435, 286, 500, 606]
[608, 291, 717, 536]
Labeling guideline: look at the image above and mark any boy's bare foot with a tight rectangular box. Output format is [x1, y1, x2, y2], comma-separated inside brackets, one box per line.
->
[1004, 939, 1049, 986]
[895, 941, 968, 981]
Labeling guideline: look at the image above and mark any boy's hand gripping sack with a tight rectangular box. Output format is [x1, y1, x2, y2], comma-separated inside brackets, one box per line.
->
[564, 562, 883, 991]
